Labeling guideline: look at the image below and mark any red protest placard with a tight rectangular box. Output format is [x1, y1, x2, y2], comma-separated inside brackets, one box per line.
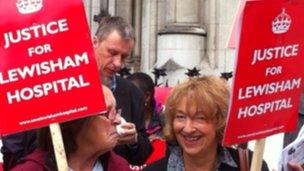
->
[223, 0, 304, 146]
[227, 0, 272, 49]
[227, 0, 249, 49]
[0, 0, 106, 135]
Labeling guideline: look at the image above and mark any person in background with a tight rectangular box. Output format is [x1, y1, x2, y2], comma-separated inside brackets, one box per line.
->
[284, 92, 304, 147]
[144, 76, 269, 171]
[93, 16, 152, 165]
[127, 72, 164, 139]
[281, 123, 304, 171]
[11, 85, 130, 171]
[282, 92, 304, 171]
[127, 72, 166, 165]
[1, 130, 37, 171]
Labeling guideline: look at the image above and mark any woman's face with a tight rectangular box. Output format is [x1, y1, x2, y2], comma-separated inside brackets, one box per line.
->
[173, 97, 218, 157]
[85, 112, 120, 153]
[80, 85, 120, 154]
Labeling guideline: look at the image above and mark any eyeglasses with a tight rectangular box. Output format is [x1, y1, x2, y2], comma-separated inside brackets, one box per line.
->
[103, 108, 121, 121]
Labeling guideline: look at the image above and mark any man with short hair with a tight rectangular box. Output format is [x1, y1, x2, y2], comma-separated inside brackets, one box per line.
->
[93, 16, 152, 165]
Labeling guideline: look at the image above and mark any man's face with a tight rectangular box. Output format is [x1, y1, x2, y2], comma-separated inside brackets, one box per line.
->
[94, 30, 134, 78]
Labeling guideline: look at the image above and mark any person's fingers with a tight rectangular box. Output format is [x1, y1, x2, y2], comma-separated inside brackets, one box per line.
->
[121, 128, 136, 135]
[121, 122, 135, 129]
[288, 162, 304, 171]
[116, 122, 137, 145]
[117, 130, 138, 144]
[119, 133, 134, 139]
[117, 136, 136, 144]
[119, 122, 136, 135]
[118, 137, 132, 143]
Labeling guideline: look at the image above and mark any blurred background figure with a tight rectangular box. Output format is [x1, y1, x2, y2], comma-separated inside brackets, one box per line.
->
[128, 72, 164, 138]
[284, 92, 304, 147]
[127, 72, 166, 164]
[1, 131, 37, 171]
[144, 76, 269, 171]
[11, 86, 130, 171]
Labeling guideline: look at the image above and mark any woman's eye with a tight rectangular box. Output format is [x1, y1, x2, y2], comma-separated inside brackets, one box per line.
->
[175, 114, 186, 119]
[195, 115, 206, 120]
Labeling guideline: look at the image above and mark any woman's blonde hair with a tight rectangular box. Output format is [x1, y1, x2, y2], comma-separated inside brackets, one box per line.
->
[163, 76, 229, 142]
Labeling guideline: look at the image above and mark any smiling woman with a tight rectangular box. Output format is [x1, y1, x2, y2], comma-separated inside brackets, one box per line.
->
[144, 76, 270, 171]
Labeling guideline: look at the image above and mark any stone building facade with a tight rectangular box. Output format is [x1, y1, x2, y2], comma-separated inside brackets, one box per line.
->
[83, 0, 239, 86]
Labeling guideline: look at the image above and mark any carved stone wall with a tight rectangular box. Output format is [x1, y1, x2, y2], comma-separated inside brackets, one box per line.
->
[83, 0, 239, 85]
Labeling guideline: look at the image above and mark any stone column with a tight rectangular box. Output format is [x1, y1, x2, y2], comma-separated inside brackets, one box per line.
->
[156, 0, 206, 86]
[203, 0, 239, 76]
[141, 0, 158, 73]
[133, 0, 142, 71]
[83, 0, 101, 33]
[108, 0, 115, 16]
[115, 0, 133, 23]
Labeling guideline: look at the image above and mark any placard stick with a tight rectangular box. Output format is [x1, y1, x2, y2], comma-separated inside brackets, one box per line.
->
[50, 123, 68, 171]
[250, 138, 266, 171]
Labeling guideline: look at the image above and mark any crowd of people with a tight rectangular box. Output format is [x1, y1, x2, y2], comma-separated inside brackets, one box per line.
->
[1, 15, 303, 171]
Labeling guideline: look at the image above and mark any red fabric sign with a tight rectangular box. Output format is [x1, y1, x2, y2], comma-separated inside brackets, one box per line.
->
[223, 0, 304, 146]
[0, 0, 106, 135]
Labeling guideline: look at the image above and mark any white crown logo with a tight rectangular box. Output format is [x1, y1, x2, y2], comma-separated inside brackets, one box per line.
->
[272, 8, 291, 34]
[16, 0, 43, 14]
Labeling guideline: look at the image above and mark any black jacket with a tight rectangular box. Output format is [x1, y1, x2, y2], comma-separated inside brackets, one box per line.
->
[113, 76, 152, 165]
[1, 130, 37, 171]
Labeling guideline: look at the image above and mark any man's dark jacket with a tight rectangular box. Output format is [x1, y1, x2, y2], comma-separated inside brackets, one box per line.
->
[113, 76, 152, 165]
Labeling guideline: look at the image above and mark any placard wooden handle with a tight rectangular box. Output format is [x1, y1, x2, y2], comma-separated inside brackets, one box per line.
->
[50, 123, 68, 171]
[250, 138, 266, 171]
